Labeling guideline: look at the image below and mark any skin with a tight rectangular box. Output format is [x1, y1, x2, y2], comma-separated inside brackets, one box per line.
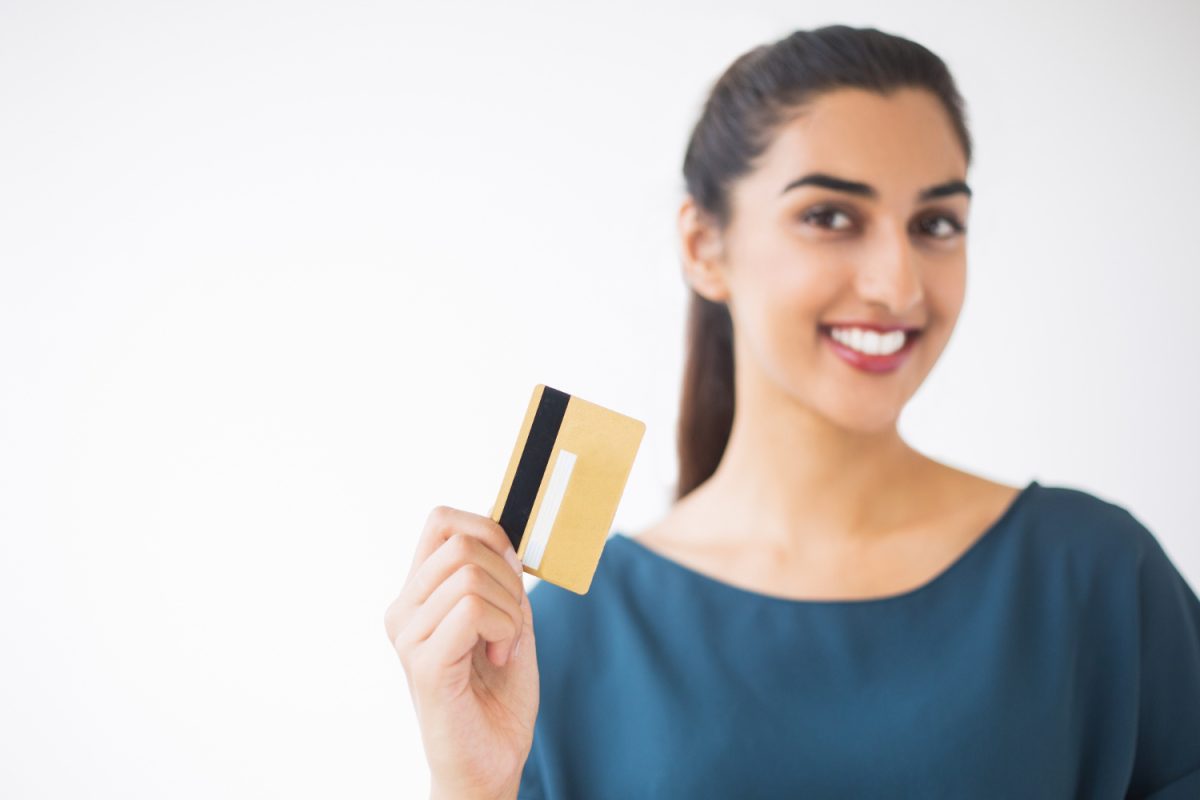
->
[633, 86, 1023, 601]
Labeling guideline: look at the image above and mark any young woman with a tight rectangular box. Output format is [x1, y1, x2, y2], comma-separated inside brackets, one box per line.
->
[384, 25, 1200, 799]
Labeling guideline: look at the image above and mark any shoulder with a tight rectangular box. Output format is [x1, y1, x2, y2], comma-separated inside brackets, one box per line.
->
[1017, 480, 1195, 607]
[1022, 480, 1162, 562]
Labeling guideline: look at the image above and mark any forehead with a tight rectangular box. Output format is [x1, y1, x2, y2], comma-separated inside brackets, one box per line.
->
[752, 86, 967, 197]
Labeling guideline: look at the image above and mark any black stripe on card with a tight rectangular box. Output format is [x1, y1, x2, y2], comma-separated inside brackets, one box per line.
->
[498, 386, 570, 554]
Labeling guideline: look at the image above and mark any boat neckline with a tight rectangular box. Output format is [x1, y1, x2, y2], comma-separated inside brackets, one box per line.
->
[609, 479, 1040, 608]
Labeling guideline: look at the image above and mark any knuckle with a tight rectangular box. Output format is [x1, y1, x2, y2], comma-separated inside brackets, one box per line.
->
[387, 616, 412, 656]
[486, 521, 511, 551]
[391, 630, 412, 662]
[382, 598, 409, 638]
[459, 593, 488, 621]
[425, 504, 453, 530]
[446, 531, 474, 559]
[456, 562, 489, 592]
[387, 602, 408, 632]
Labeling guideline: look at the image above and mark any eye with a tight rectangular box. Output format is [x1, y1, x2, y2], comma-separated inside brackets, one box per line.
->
[914, 212, 966, 240]
[800, 205, 855, 231]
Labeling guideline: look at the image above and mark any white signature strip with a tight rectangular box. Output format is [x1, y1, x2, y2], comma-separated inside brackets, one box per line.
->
[522, 449, 577, 570]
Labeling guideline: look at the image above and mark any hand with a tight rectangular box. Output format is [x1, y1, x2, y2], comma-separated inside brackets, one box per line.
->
[384, 505, 539, 800]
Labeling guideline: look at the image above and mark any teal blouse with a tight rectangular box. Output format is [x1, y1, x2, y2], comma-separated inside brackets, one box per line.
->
[518, 480, 1200, 798]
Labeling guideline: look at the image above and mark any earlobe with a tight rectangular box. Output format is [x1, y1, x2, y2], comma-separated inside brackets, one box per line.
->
[677, 196, 731, 304]
[683, 259, 730, 305]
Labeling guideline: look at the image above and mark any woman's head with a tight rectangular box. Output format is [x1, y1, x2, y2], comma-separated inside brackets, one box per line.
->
[675, 25, 973, 500]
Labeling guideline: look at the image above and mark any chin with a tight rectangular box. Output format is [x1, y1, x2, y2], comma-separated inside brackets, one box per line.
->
[804, 387, 910, 435]
[827, 408, 903, 436]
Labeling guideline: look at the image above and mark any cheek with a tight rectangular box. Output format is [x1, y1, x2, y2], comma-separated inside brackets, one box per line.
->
[925, 262, 966, 324]
[735, 234, 837, 314]
[735, 260, 835, 358]
[725, 229, 845, 361]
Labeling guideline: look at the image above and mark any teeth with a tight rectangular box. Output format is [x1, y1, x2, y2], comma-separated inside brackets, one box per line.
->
[829, 326, 908, 356]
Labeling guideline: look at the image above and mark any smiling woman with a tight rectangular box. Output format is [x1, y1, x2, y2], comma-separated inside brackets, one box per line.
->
[384, 22, 1200, 800]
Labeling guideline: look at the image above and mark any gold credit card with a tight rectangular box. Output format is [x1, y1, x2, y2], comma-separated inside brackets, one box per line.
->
[490, 384, 645, 595]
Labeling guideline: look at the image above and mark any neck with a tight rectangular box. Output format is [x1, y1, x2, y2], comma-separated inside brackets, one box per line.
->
[692, 372, 937, 550]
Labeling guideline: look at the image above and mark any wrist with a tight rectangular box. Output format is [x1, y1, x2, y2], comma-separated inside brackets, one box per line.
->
[429, 780, 519, 800]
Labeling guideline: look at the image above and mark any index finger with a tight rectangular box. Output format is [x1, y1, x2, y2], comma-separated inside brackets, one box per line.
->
[408, 505, 519, 581]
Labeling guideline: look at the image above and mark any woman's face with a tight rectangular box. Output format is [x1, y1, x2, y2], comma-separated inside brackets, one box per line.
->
[682, 86, 971, 433]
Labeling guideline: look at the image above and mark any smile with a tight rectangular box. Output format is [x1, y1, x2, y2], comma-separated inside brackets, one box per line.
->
[818, 325, 922, 374]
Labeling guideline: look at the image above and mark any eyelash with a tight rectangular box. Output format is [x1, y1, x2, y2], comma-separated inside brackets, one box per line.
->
[800, 205, 967, 239]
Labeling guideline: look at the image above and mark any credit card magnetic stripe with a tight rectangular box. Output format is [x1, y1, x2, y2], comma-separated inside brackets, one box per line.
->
[496, 385, 571, 565]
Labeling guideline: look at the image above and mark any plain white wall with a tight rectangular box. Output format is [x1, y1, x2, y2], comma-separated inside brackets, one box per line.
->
[2, 0, 1197, 797]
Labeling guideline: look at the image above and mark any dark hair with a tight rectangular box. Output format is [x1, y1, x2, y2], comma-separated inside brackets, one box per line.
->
[675, 25, 973, 501]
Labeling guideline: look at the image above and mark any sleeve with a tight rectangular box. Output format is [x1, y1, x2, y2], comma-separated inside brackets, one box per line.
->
[1126, 521, 1200, 799]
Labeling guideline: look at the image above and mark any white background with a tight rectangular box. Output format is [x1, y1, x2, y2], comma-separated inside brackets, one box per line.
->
[2, 1, 1197, 797]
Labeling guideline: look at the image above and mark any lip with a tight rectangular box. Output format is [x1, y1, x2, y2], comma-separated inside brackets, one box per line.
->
[820, 321, 923, 333]
[819, 325, 922, 374]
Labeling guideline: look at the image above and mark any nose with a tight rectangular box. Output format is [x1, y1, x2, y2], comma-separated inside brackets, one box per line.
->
[854, 221, 924, 316]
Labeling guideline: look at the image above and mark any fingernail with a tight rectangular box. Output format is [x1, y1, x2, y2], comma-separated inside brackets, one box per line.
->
[505, 547, 523, 575]
[513, 633, 523, 660]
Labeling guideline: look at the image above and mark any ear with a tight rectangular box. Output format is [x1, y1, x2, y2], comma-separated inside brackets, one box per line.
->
[677, 195, 731, 304]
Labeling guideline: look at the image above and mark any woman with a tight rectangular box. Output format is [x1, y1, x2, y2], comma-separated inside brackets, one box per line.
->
[384, 25, 1200, 799]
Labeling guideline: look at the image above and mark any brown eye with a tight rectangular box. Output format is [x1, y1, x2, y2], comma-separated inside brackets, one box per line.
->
[802, 206, 854, 231]
[914, 213, 966, 239]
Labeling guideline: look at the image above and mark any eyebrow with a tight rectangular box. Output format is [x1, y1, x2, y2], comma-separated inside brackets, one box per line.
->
[780, 172, 972, 202]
